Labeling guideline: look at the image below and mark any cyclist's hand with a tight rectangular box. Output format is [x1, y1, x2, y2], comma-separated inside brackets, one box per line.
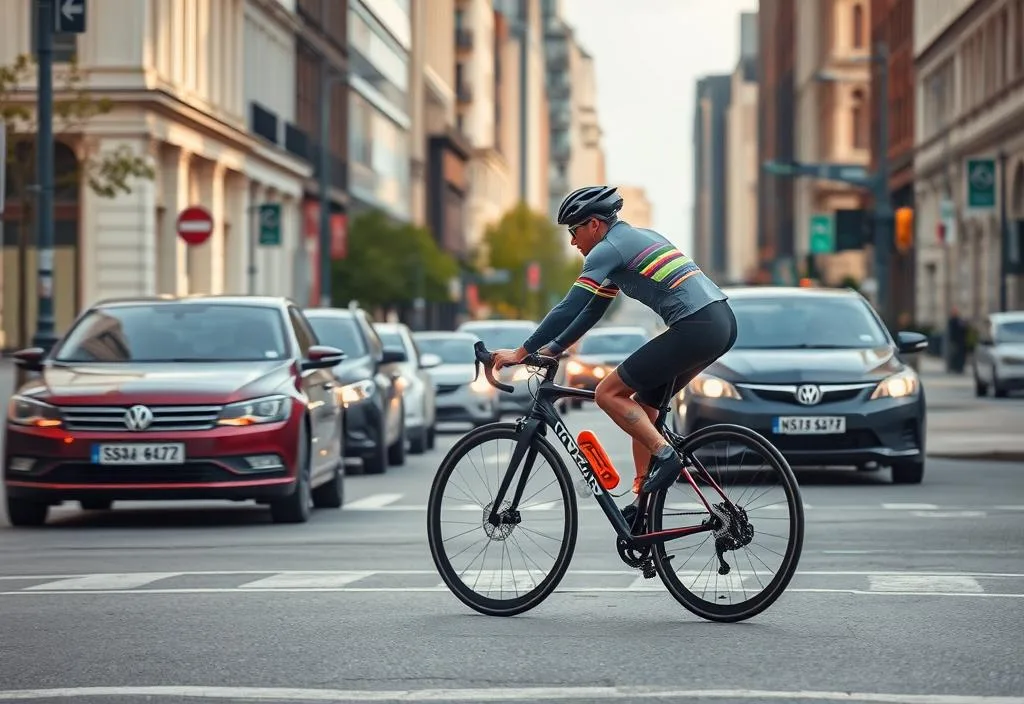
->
[493, 347, 527, 371]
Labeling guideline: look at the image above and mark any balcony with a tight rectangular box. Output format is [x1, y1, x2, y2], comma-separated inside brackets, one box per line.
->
[456, 28, 473, 51]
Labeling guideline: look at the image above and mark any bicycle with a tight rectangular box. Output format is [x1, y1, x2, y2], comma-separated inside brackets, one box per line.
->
[427, 341, 804, 622]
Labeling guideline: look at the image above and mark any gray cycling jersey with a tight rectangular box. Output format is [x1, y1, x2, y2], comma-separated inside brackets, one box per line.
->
[522, 220, 727, 354]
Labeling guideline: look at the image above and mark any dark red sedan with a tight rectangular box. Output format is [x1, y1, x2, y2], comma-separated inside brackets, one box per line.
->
[3, 296, 347, 526]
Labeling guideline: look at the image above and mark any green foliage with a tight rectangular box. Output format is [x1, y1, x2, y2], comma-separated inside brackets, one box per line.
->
[478, 202, 578, 319]
[1, 53, 154, 205]
[332, 210, 459, 308]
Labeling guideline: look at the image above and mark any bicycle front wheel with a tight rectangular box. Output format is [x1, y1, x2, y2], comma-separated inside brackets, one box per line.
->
[651, 424, 804, 622]
[427, 423, 578, 616]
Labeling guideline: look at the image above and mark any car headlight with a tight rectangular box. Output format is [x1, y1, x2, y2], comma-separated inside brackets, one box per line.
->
[217, 395, 291, 426]
[687, 374, 743, 400]
[870, 369, 920, 400]
[7, 395, 62, 428]
[567, 360, 585, 375]
[336, 379, 375, 406]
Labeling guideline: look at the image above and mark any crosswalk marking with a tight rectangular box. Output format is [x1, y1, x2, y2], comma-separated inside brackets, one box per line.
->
[24, 573, 179, 591]
[868, 575, 984, 593]
[237, 572, 374, 589]
[883, 503, 939, 510]
[342, 493, 403, 509]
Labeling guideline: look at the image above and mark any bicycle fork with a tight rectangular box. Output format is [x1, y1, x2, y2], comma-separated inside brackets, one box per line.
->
[485, 419, 544, 529]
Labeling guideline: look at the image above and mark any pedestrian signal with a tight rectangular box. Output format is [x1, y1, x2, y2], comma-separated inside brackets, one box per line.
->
[895, 207, 914, 253]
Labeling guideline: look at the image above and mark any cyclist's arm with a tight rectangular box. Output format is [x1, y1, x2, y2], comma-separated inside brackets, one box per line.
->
[546, 283, 619, 354]
[521, 241, 623, 354]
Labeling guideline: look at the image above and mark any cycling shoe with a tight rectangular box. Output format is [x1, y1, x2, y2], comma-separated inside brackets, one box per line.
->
[641, 446, 683, 493]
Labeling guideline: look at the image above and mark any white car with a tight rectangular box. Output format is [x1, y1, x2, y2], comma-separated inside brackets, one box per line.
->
[973, 311, 1024, 397]
[375, 322, 438, 453]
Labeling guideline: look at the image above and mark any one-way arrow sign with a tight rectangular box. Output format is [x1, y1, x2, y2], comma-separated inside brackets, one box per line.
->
[55, 0, 87, 34]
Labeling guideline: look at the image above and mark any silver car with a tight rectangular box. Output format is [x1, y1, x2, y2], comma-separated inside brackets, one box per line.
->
[413, 331, 501, 427]
[455, 319, 569, 414]
[375, 322, 439, 453]
[973, 311, 1024, 397]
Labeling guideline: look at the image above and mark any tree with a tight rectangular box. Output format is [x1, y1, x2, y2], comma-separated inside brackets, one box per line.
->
[478, 202, 577, 320]
[2, 53, 155, 345]
[332, 209, 458, 309]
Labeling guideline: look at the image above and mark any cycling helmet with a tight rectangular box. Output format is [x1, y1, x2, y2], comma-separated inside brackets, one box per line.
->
[556, 185, 623, 227]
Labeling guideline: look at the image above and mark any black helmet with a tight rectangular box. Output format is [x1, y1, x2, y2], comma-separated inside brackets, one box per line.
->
[556, 185, 623, 227]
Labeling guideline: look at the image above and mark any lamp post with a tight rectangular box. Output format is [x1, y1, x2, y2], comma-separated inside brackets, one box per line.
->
[318, 67, 344, 308]
[31, 0, 57, 352]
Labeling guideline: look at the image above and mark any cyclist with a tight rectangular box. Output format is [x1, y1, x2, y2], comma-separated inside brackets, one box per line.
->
[492, 185, 738, 523]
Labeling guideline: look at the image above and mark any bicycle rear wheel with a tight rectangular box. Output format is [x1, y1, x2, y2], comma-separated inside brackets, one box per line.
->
[427, 423, 578, 616]
[651, 424, 804, 622]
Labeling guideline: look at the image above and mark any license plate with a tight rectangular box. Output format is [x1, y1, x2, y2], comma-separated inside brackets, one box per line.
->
[772, 416, 846, 434]
[91, 443, 186, 465]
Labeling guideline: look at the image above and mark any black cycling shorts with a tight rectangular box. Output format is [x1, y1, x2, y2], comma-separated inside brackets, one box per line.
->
[617, 299, 738, 409]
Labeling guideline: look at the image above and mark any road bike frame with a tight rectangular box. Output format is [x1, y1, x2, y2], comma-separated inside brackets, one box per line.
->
[474, 342, 734, 548]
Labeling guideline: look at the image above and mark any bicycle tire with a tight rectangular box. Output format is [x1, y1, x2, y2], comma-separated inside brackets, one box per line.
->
[651, 424, 804, 623]
[427, 422, 578, 617]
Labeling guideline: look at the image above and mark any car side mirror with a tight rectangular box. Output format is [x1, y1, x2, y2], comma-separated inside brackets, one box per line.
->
[381, 347, 407, 364]
[13, 347, 45, 372]
[301, 345, 346, 370]
[419, 353, 442, 369]
[896, 331, 928, 355]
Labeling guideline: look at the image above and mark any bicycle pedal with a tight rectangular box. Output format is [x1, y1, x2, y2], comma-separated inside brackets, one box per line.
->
[641, 563, 657, 579]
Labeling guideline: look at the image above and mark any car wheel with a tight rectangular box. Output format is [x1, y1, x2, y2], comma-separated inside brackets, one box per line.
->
[6, 498, 49, 527]
[571, 399, 583, 410]
[270, 423, 313, 524]
[388, 411, 407, 466]
[993, 368, 1009, 398]
[974, 368, 988, 396]
[80, 499, 113, 511]
[891, 460, 924, 485]
[409, 426, 428, 455]
[363, 419, 388, 474]
[426, 424, 436, 450]
[311, 462, 344, 509]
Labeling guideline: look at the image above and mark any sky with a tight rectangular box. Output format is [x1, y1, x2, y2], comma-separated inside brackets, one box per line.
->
[561, 0, 759, 254]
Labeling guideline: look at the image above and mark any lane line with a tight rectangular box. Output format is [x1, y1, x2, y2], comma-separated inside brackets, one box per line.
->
[343, 494, 404, 510]
[1, 587, 1022, 597]
[23, 573, 180, 591]
[868, 575, 984, 593]
[236, 571, 375, 589]
[882, 503, 939, 510]
[0, 686, 1019, 702]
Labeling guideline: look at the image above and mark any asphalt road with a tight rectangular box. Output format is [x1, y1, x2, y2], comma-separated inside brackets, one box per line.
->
[1, 372, 1023, 704]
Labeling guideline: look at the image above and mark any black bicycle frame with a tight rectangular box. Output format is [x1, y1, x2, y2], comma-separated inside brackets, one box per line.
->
[484, 372, 722, 548]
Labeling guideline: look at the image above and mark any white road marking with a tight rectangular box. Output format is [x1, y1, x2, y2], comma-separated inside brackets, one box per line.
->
[912, 510, 988, 518]
[315, 502, 1024, 513]
[343, 493, 404, 510]
[868, 575, 984, 593]
[23, 573, 180, 591]
[0, 686, 1019, 703]
[236, 572, 374, 589]
[882, 503, 938, 510]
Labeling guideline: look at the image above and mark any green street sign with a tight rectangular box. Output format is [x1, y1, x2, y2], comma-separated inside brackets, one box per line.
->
[258, 203, 282, 246]
[809, 214, 835, 254]
[965, 158, 996, 209]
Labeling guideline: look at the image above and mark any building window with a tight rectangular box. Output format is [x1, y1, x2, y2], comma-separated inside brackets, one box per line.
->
[851, 89, 867, 149]
[852, 4, 864, 49]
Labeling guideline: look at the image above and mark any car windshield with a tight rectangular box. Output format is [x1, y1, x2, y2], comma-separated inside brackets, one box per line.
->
[306, 316, 368, 357]
[53, 304, 289, 362]
[996, 321, 1024, 343]
[377, 329, 406, 351]
[416, 337, 476, 365]
[461, 326, 534, 350]
[729, 296, 888, 350]
[579, 333, 648, 355]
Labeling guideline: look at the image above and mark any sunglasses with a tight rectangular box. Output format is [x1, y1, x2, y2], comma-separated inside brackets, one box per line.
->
[568, 218, 594, 238]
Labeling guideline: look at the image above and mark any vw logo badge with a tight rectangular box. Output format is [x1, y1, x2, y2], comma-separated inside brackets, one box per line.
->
[795, 384, 822, 406]
[123, 404, 154, 431]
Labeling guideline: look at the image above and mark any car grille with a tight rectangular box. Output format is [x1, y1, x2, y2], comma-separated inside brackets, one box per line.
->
[58, 405, 224, 432]
[38, 462, 243, 484]
[436, 384, 463, 396]
[737, 383, 875, 405]
[769, 429, 881, 451]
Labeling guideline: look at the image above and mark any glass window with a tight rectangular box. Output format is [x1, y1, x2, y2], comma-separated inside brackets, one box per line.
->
[729, 296, 888, 350]
[995, 321, 1024, 343]
[579, 333, 649, 356]
[348, 92, 411, 218]
[306, 315, 369, 357]
[54, 304, 290, 363]
[349, 6, 409, 97]
[415, 337, 476, 365]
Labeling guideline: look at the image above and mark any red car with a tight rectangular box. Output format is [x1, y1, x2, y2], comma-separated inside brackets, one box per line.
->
[3, 296, 347, 527]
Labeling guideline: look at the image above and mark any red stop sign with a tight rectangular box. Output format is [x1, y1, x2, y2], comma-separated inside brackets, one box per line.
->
[176, 206, 214, 246]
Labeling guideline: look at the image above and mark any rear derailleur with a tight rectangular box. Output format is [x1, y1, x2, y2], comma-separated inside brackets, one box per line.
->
[708, 501, 754, 575]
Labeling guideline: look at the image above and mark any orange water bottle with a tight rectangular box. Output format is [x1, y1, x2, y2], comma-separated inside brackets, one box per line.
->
[576, 430, 620, 490]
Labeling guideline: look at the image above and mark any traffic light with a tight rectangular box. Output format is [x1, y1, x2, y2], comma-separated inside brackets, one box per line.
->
[895, 207, 914, 253]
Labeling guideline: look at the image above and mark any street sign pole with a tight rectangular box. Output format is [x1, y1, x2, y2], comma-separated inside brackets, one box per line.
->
[873, 41, 893, 327]
[32, 0, 57, 353]
[999, 150, 1008, 312]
